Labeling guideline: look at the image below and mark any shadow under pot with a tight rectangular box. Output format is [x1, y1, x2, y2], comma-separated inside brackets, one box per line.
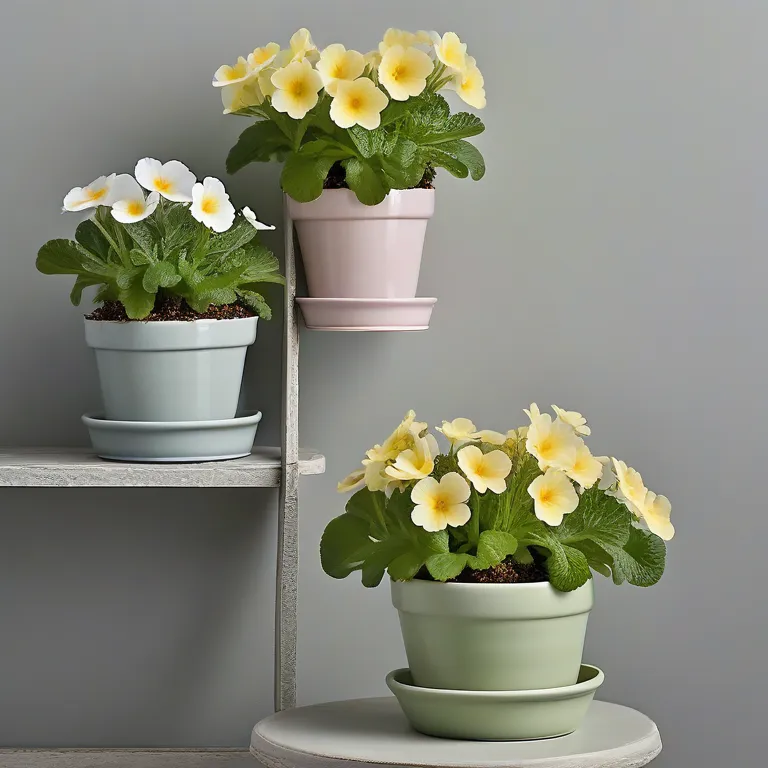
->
[287, 188, 435, 299]
[84, 316, 259, 422]
[390, 579, 594, 692]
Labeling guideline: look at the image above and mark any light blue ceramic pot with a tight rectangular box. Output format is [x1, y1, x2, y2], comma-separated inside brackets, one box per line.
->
[391, 579, 594, 691]
[84, 317, 258, 422]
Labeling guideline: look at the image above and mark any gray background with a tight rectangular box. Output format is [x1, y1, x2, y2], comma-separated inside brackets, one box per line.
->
[0, 1, 765, 766]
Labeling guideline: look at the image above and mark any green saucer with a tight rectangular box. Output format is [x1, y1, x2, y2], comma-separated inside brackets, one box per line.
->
[386, 664, 604, 741]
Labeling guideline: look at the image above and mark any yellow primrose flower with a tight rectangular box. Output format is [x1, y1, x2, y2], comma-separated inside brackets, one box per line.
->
[611, 459, 648, 517]
[329, 77, 389, 129]
[317, 44, 366, 96]
[363, 459, 392, 493]
[289, 27, 317, 62]
[639, 491, 675, 541]
[337, 468, 365, 493]
[385, 434, 439, 482]
[525, 404, 581, 471]
[378, 45, 433, 101]
[363, 50, 382, 73]
[564, 443, 603, 490]
[457, 445, 512, 494]
[552, 405, 591, 436]
[270, 59, 323, 119]
[449, 56, 486, 109]
[212, 56, 252, 88]
[471, 429, 507, 446]
[436, 418, 476, 446]
[367, 410, 427, 463]
[378, 28, 417, 55]
[248, 42, 280, 73]
[528, 468, 579, 526]
[433, 31, 468, 72]
[220, 79, 264, 115]
[411, 472, 471, 532]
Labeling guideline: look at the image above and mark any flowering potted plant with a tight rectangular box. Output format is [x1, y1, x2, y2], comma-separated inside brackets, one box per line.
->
[214, 27, 485, 326]
[36, 159, 284, 460]
[322, 405, 674, 736]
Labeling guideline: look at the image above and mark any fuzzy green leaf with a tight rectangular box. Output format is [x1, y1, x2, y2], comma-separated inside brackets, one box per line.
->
[555, 487, 632, 551]
[606, 527, 667, 587]
[124, 221, 156, 259]
[417, 111, 486, 146]
[75, 219, 112, 261]
[343, 157, 389, 205]
[474, 530, 519, 569]
[237, 290, 271, 320]
[320, 513, 375, 580]
[439, 140, 486, 181]
[281, 150, 338, 202]
[70, 275, 102, 306]
[118, 269, 155, 319]
[426, 149, 469, 178]
[426, 552, 469, 581]
[37, 240, 96, 276]
[142, 261, 181, 293]
[226, 120, 292, 174]
[543, 538, 592, 592]
[207, 217, 257, 257]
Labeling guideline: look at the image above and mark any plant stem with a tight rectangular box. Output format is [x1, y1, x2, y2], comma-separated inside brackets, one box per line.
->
[92, 210, 129, 268]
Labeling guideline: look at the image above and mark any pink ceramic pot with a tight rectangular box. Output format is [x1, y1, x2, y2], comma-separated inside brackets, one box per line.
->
[286, 189, 435, 298]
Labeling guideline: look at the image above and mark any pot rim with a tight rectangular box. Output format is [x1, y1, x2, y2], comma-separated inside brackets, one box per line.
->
[390, 577, 559, 590]
[386, 665, 604, 701]
[83, 316, 258, 326]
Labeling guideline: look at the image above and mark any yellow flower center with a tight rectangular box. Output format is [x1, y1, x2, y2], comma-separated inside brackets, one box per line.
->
[200, 196, 219, 215]
[391, 64, 406, 81]
[350, 96, 362, 110]
[154, 177, 172, 193]
[252, 49, 272, 65]
[289, 79, 305, 97]
[432, 496, 448, 513]
[332, 63, 345, 78]
[126, 200, 144, 216]
[85, 187, 106, 202]
[539, 489, 554, 504]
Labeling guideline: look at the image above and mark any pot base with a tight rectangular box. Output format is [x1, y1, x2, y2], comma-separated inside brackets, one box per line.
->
[297, 297, 436, 331]
[386, 665, 604, 741]
[82, 411, 262, 463]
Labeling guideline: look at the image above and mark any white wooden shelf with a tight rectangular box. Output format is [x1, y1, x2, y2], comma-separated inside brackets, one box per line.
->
[0, 447, 324, 487]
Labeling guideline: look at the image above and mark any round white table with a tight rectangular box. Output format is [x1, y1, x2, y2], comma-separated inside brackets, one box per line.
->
[250, 698, 661, 768]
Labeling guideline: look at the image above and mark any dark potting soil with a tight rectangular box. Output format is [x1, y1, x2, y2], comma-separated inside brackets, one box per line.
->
[87, 298, 256, 322]
[323, 161, 436, 191]
[448, 557, 549, 585]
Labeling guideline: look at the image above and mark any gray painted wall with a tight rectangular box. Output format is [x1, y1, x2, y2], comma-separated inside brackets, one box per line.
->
[0, 1, 765, 766]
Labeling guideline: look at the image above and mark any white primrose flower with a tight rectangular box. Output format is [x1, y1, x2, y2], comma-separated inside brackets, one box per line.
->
[62, 173, 135, 211]
[242, 206, 275, 230]
[135, 158, 196, 203]
[190, 177, 236, 232]
[110, 174, 160, 223]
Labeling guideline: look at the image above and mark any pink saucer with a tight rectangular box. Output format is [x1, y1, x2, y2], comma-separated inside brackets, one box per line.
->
[296, 297, 437, 331]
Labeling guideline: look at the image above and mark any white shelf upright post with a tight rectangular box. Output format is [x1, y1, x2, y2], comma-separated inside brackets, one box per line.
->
[275, 197, 300, 711]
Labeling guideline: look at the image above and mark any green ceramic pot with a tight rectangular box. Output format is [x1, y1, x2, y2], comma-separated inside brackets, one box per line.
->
[390, 579, 594, 691]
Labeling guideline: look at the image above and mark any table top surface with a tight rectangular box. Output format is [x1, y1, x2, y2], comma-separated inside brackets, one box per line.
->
[251, 697, 662, 768]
